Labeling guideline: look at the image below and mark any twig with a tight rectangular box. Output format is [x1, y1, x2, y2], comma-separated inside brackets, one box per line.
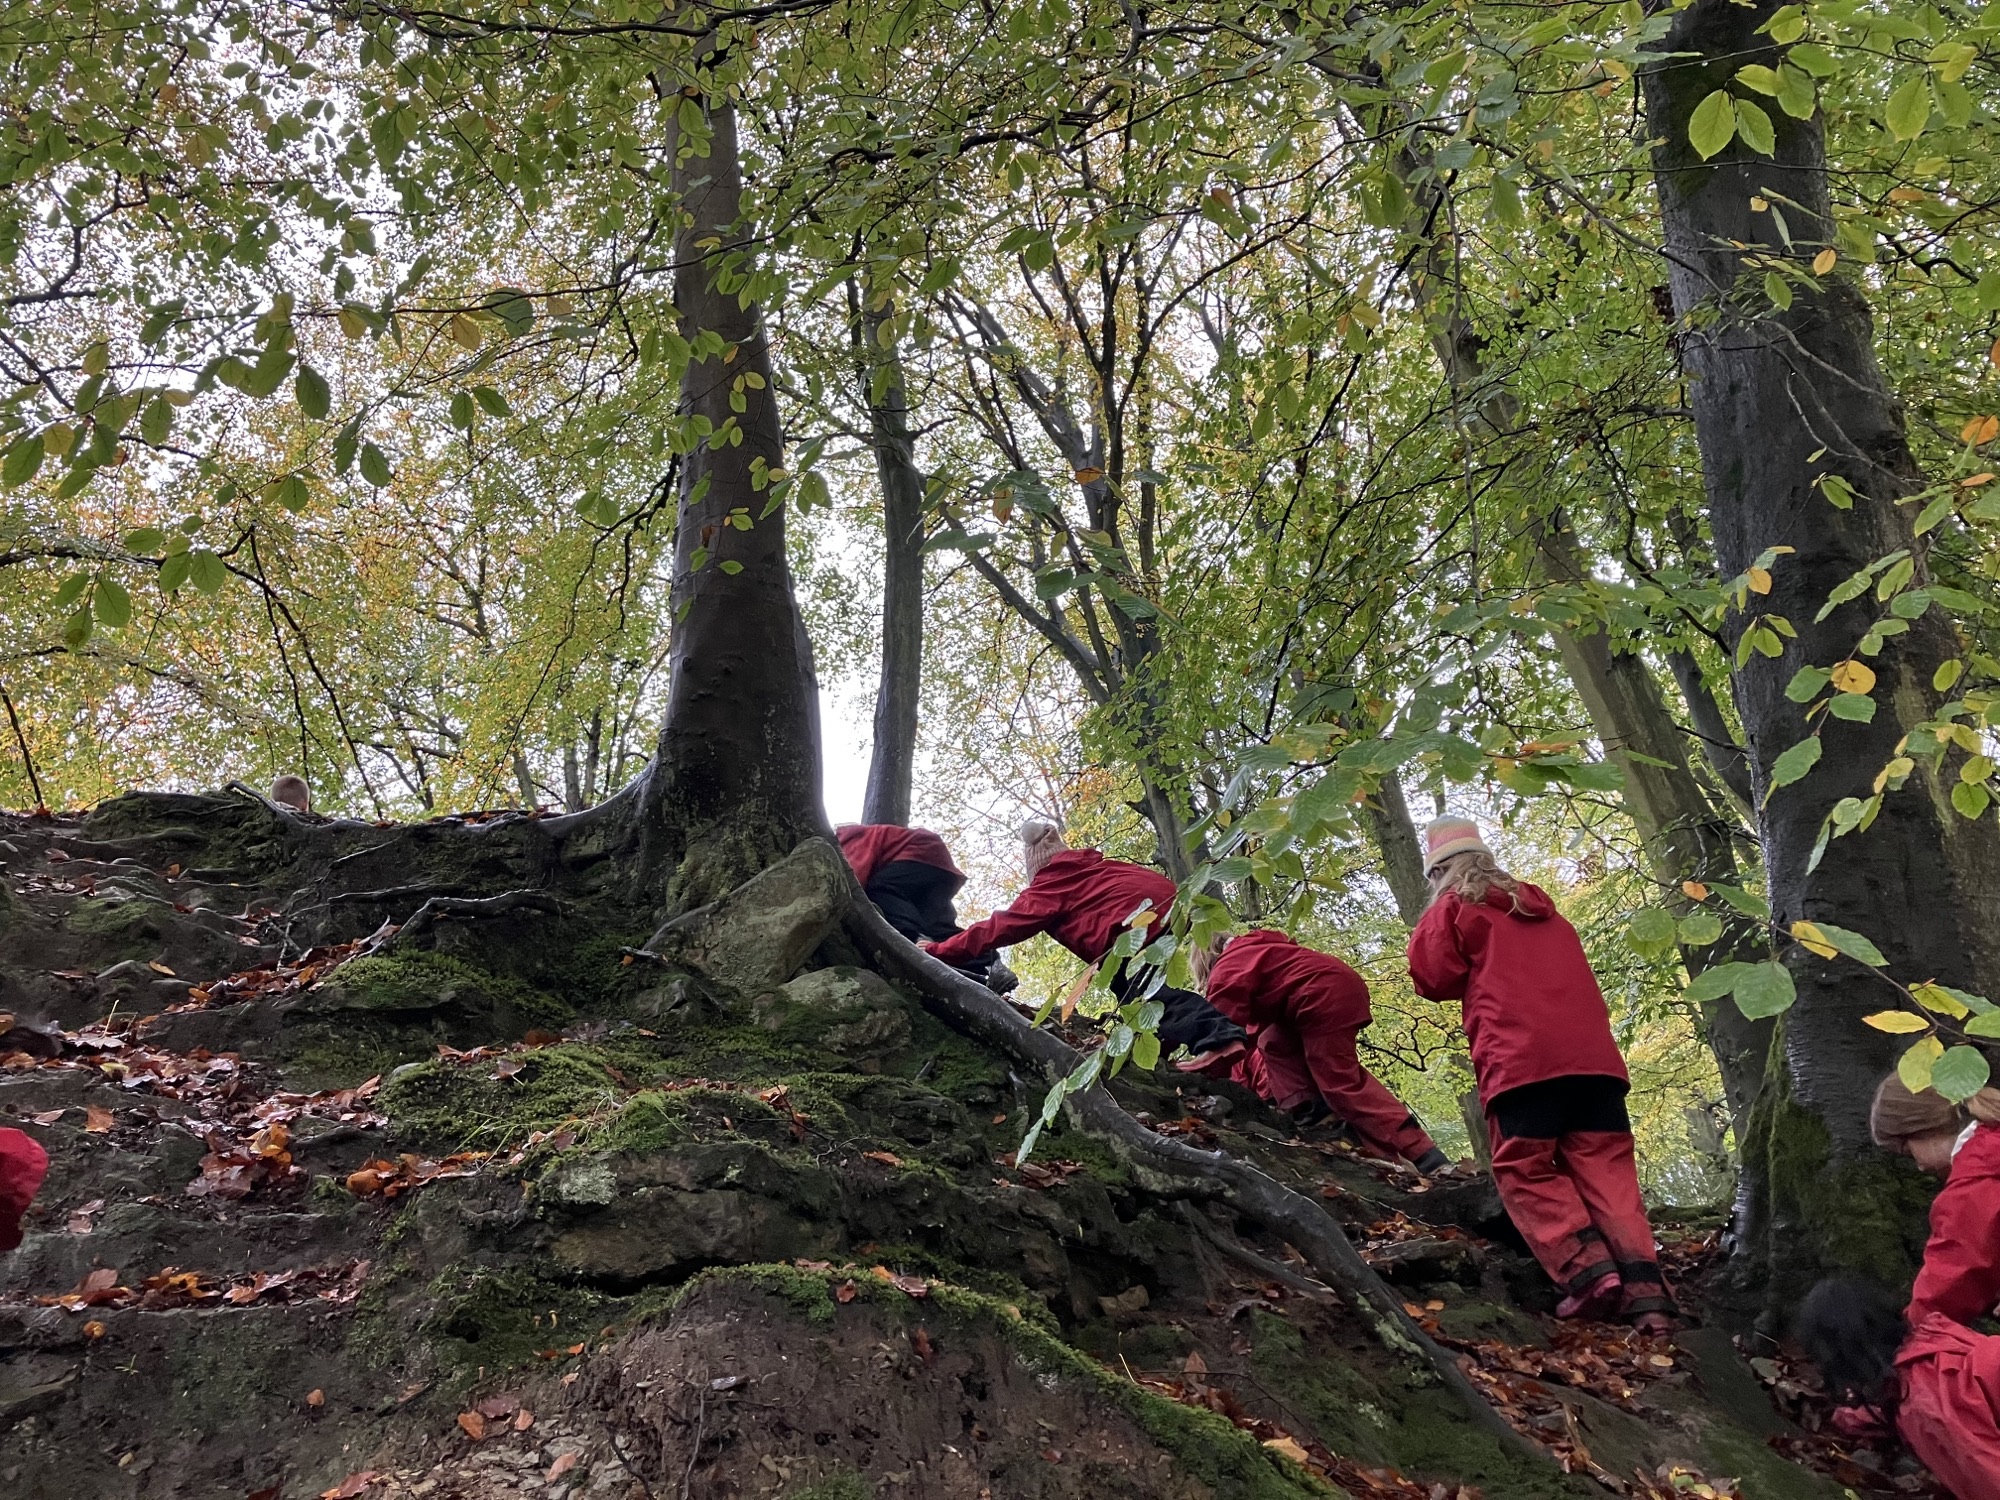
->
[680, 1384, 706, 1500]
[0, 682, 46, 811]
[593, 1409, 660, 1500]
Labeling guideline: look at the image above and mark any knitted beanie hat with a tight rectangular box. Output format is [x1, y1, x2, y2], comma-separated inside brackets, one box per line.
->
[1020, 820, 1068, 876]
[1422, 815, 1492, 875]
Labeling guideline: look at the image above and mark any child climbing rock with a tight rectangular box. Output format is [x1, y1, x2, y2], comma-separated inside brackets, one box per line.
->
[1195, 928, 1450, 1174]
[924, 822, 1247, 1071]
[838, 822, 1002, 984]
[0, 1126, 49, 1254]
[1863, 1072, 2000, 1499]
[1406, 816, 1671, 1332]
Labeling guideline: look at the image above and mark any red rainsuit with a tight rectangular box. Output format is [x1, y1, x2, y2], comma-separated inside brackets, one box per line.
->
[1895, 1122, 2000, 1499]
[924, 849, 1172, 968]
[1408, 884, 1661, 1316]
[0, 1126, 49, 1252]
[835, 825, 965, 893]
[1205, 930, 1437, 1163]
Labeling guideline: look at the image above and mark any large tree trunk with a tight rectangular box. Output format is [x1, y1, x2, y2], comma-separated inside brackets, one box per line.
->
[634, 98, 825, 907]
[853, 292, 926, 828]
[1643, 0, 2000, 1300]
[1363, 770, 1431, 927]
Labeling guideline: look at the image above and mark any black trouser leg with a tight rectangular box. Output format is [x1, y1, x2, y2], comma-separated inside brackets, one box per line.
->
[1110, 966, 1246, 1053]
[867, 862, 995, 976]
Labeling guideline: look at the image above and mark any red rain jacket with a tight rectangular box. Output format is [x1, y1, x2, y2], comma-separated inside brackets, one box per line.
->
[925, 849, 1173, 967]
[835, 825, 965, 894]
[1205, 929, 1370, 1033]
[1898, 1313, 2000, 1500]
[0, 1126, 49, 1252]
[1909, 1122, 2000, 1330]
[1406, 883, 1627, 1106]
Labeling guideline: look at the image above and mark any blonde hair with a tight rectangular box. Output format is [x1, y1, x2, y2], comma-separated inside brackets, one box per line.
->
[1426, 849, 1523, 910]
[1189, 931, 1231, 987]
[1020, 820, 1067, 878]
[1870, 1072, 2000, 1148]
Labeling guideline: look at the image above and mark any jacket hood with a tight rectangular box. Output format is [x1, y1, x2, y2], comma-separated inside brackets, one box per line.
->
[1482, 881, 1555, 919]
[1227, 928, 1294, 952]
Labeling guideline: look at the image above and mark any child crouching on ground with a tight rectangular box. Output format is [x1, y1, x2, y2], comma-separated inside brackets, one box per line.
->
[1194, 928, 1450, 1174]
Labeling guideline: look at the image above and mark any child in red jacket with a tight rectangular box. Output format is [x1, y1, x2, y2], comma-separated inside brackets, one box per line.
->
[1407, 817, 1669, 1331]
[1198, 929, 1450, 1172]
[1864, 1073, 2000, 1499]
[0, 1126, 49, 1253]
[925, 822, 1247, 1069]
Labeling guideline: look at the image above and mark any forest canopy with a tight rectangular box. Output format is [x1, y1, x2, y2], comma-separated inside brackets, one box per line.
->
[5, 0, 2000, 1286]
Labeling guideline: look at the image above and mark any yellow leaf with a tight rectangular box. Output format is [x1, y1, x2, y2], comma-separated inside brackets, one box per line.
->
[1681, 880, 1709, 902]
[1262, 1436, 1311, 1465]
[1830, 660, 1877, 695]
[1888, 186, 1926, 204]
[1900, 1034, 1944, 1093]
[1790, 920, 1838, 959]
[448, 314, 482, 351]
[1863, 1010, 1931, 1033]
[1750, 195, 1769, 212]
[1962, 416, 1998, 445]
[338, 308, 368, 340]
[1912, 982, 1972, 1019]
[1962, 472, 1995, 488]
[1747, 566, 1773, 594]
[1074, 467, 1104, 485]
[1981, 417, 2000, 446]
[1812, 248, 1838, 275]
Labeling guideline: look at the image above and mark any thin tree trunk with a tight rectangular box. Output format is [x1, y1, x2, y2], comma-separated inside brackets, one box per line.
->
[852, 287, 925, 828]
[636, 95, 825, 908]
[1644, 0, 2000, 1301]
[1535, 520, 1772, 1136]
[563, 742, 584, 814]
[512, 748, 537, 809]
[1364, 770, 1431, 927]
[1664, 647, 1755, 817]
[584, 709, 602, 807]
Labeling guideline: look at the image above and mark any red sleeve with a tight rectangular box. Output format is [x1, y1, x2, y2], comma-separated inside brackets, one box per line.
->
[1910, 1134, 2000, 1327]
[1407, 898, 1470, 1001]
[925, 875, 1066, 964]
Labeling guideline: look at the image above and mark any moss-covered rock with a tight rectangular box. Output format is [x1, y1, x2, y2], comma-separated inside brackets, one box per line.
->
[755, 966, 913, 1066]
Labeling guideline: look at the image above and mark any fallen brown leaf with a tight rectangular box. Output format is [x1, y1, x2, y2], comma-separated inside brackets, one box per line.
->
[547, 1453, 579, 1480]
[306, 1388, 325, 1408]
[912, 1326, 935, 1364]
[835, 1279, 857, 1304]
[1264, 1435, 1311, 1464]
[456, 1410, 487, 1440]
[32, 1109, 64, 1125]
[83, 1319, 106, 1339]
[861, 1149, 903, 1167]
[513, 1408, 534, 1432]
[84, 1105, 114, 1132]
[320, 1473, 379, 1499]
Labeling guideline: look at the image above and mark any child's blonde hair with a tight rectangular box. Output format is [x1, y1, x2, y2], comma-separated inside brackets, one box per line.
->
[1426, 849, 1524, 910]
[1189, 931, 1231, 987]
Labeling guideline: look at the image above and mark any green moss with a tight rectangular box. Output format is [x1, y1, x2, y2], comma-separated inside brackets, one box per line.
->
[423, 1265, 613, 1376]
[1741, 1033, 1934, 1311]
[325, 951, 573, 1030]
[65, 896, 167, 956]
[380, 1044, 626, 1150]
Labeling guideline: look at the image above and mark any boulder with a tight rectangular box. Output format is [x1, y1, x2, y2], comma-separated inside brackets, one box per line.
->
[754, 967, 912, 1065]
[644, 838, 851, 997]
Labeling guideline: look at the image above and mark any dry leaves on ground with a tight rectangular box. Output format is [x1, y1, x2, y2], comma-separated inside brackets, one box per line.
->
[1744, 1340, 1944, 1496]
[23, 1258, 371, 1314]
[345, 1152, 488, 1199]
[182, 934, 383, 1010]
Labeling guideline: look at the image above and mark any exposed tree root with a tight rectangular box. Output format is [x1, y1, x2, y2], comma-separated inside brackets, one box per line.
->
[389, 888, 567, 947]
[841, 886, 1548, 1465]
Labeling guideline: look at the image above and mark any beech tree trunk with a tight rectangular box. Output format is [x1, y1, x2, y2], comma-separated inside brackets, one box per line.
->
[1364, 770, 1431, 927]
[1644, 0, 2000, 1299]
[853, 292, 926, 828]
[636, 97, 825, 906]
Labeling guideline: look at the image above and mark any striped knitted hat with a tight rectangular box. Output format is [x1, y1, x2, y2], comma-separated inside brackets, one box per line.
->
[1422, 816, 1492, 875]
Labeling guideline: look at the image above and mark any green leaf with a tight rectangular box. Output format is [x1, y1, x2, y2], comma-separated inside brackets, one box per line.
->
[472, 386, 510, 418]
[1678, 910, 1725, 947]
[1931, 1045, 1991, 1104]
[1734, 64, 1781, 95]
[1627, 907, 1678, 956]
[1734, 961, 1797, 1019]
[158, 551, 192, 591]
[274, 474, 311, 513]
[449, 391, 475, 428]
[188, 549, 228, 594]
[1785, 665, 1830, 702]
[1763, 271, 1792, 309]
[1884, 76, 1931, 141]
[3, 432, 45, 488]
[93, 578, 131, 627]
[138, 399, 173, 445]
[1953, 780, 1992, 820]
[62, 605, 92, 649]
[1683, 961, 1754, 1005]
[124, 527, 167, 554]
[1708, 882, 1771, 920]
[1131, 1031, 1160, 1070]
[1735, 99, 1776, 156]
[1798, 920, 1888, 967]
[1767, 735, 1823, 792]
[1965, 1011, 2000, 1039]
[1828, 693, 1876, 722]
[358, 442, 392, 488]
[1688, 90, 1736, 159]
[1775, 63, 1817, 120]
[295, 364, 332, 420]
